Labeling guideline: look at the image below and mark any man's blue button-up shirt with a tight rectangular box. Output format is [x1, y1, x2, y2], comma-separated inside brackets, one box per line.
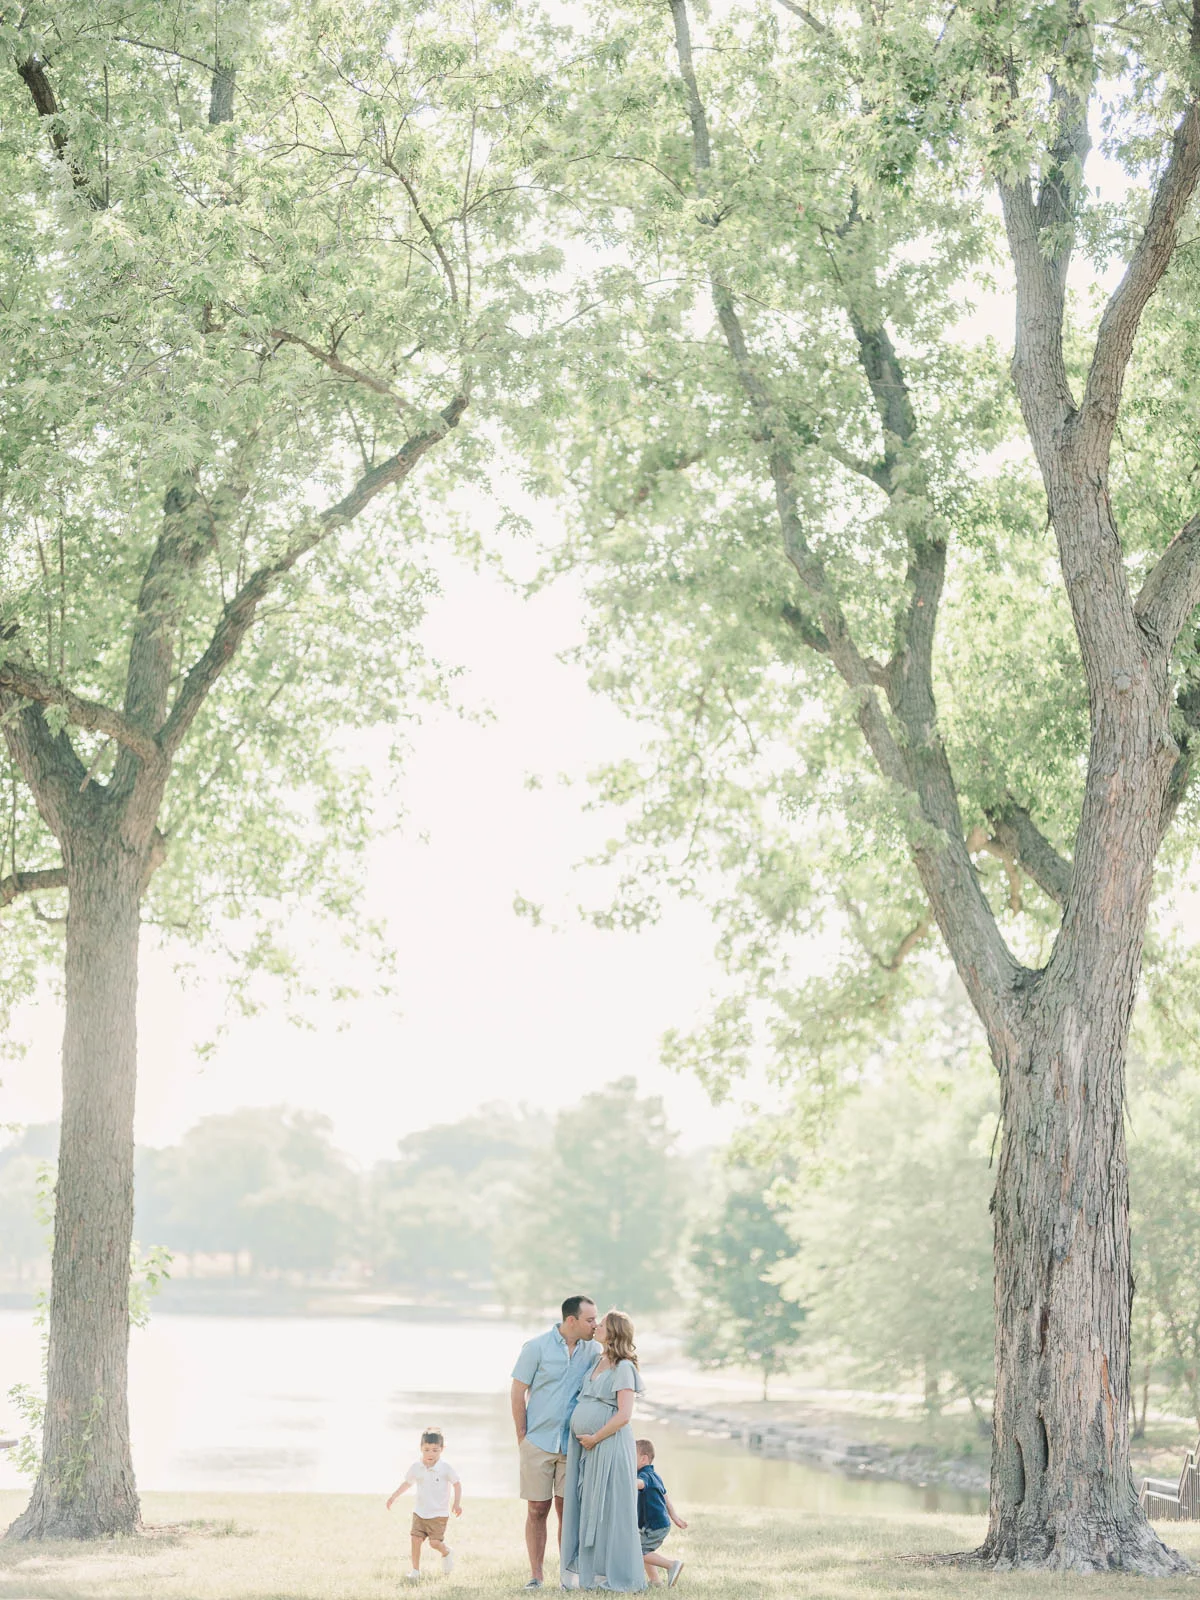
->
[512, 1325, 603, 1454]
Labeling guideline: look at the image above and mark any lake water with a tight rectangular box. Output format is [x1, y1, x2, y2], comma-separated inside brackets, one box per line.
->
[0, 1310, 984, 1515]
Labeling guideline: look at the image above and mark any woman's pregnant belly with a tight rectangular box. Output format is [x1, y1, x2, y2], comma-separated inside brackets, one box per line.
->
[571, 1397, 613, 1438]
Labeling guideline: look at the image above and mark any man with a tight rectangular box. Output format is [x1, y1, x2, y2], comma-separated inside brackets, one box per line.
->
[511, 1294, 602, 1590]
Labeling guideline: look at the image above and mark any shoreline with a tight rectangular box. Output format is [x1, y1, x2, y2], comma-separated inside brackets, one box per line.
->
[641, 1394, 990, 1496]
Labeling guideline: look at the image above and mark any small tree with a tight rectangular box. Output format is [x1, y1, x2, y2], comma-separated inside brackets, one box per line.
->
[367, 1105, 549, 1293]
[136, 1107, 358, 1275]
[688, 1172, 805, 1401]
[497, 1078, 683, 1315]
[781, 1066, 996, 1430]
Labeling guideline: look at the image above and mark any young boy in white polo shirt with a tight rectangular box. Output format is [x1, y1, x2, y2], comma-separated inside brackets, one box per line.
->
[387, 1428, 463, 1581]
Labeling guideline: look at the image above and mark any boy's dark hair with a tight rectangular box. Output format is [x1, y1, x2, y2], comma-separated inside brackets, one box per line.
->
[635, 1439, 655, 1461]
[561, 1294, 595, 1321]
[421, 1429, 444, 1445]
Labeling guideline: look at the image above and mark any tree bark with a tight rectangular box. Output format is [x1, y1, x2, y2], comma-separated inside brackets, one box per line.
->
[5, 837, 143, 1540]
[978, 675, 1184, 1573]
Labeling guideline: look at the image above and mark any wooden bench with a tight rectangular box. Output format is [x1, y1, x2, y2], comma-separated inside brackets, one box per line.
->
[1139, 1438, 1200, 1521]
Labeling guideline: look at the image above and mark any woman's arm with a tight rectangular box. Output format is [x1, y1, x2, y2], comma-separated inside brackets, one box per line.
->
[579, 1388, 636, 1449]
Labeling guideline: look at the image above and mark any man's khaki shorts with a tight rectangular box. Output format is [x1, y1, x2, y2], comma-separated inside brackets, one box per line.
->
[519, 1436, 567, 1501]
[411, 1513, 449, 1541]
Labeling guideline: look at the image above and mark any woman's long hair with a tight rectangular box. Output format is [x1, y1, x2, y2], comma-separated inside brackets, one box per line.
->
[603, 1309, 638, 1368]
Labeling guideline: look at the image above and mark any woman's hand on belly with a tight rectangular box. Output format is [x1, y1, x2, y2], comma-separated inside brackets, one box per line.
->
[579, 1433, 599, 1451]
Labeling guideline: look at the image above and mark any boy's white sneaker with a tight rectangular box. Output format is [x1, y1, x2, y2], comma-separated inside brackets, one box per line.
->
[667, 1561, 684, 1587]
[406, 1570, 422, 1582]
[442, 1550, 455, 1574]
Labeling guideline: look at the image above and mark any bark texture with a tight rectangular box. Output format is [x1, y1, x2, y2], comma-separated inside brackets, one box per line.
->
[6, 838, 143, 1539]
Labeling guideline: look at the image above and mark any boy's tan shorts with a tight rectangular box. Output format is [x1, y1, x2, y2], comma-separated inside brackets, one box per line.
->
[411, 1514, 449, 1541]
[519, 1437, 567, 1501]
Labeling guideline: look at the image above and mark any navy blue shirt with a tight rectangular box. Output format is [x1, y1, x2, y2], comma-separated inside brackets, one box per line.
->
[637, 1463, 669, 1530]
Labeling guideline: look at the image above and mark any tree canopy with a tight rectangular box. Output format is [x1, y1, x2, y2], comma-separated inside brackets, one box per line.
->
[0, 0, 553, 1000]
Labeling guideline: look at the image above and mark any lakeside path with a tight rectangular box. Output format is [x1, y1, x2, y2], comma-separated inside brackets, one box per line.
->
[3, 1493, 1200, 1599]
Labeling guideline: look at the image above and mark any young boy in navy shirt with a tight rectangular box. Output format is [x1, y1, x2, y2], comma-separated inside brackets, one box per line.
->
[636, 1439, 687, 1587]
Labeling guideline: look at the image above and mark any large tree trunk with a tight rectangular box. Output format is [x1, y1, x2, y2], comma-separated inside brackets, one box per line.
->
[978, 687, 1185, 1573]
[5, 839, 142, 1540]
[983, 1006, 1177, 1570]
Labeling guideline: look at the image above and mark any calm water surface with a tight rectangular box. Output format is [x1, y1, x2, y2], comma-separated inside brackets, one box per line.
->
[0, 1310, 983, 1515]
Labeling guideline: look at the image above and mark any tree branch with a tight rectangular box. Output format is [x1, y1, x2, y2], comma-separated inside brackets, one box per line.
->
[1135, 511, 1200, 653]
[844, 897, 932, 971]
[984, 801, 1073, 909]
[17, 56, 102, 208]
[210, 65, 235, 126]
[157, 395, 467, 759]
[1, 864, 67, 908]
[269, 329, 418, 412]
[0, 700, 87, 839]
[1077, 102, 1200, 461]
[0, 660, 162, 767]
[382, 164, 459, 305]
[668, 0, 1021, 1030]
[1160, 666, 1200, 838]
[773, 0, 830, 36]
[110, 478, 234, 802]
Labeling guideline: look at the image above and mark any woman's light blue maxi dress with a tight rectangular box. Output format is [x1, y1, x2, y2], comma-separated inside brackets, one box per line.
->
[561, 1359, 647, 1591]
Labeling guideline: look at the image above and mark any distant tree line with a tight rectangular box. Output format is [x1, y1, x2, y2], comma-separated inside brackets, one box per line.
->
[9, 1048, 1200, 1432]
[0, 1078, 698, 1314]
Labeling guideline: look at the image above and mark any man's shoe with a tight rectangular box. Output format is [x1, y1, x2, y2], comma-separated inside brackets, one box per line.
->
[524, 1581, 544, 1590]
[667, 1561, 684, 1587]
[406, 1571, 422, 1583]
[442, 1550, 455, 1574]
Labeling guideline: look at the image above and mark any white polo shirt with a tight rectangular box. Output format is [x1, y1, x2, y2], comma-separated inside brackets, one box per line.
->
[404, 1458, 460, 1518]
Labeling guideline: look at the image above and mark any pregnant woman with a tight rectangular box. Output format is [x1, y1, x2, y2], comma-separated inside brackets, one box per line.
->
[561, 1310, 646, 1591]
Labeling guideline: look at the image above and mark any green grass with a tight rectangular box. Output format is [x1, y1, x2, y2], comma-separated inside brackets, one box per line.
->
[3, 1493, 1200, 1599]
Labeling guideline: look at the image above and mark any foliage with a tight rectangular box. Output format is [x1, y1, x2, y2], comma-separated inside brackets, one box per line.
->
[0, 1124, 56, 1270]
[777, 1044, 996, 1419]
[687, 1165, 806, 1400]
[0, 0, 558, 1010]
[136, 1107, 358, 1274]
[496, 1077, 685, 1315]
[514, 0, 1200, 1125]
[1129, 1072, 1200, 1433]
[366, 1105, 549, 1292]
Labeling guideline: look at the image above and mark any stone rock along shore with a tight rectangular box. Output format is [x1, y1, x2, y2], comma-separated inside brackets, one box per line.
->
[639, 1398, 989, 1495]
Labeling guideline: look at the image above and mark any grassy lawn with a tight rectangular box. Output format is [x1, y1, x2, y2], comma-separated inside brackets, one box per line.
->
[2, 1493, 1200, 1600]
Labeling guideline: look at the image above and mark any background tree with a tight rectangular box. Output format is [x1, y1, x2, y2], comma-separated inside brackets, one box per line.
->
[687, 1167, 805, 1401]
[0, 0, 546, 1539]
[0, 1126, 56, 1280]
[1129, 1072, 1200, 1434]
[366, 1105, 549, 1296]
[537, 0, 1200, 1570]
[497, 1077, 684, 1315]
[136, 1108, 358, 1276]
[779, 1063, 995, 1429]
